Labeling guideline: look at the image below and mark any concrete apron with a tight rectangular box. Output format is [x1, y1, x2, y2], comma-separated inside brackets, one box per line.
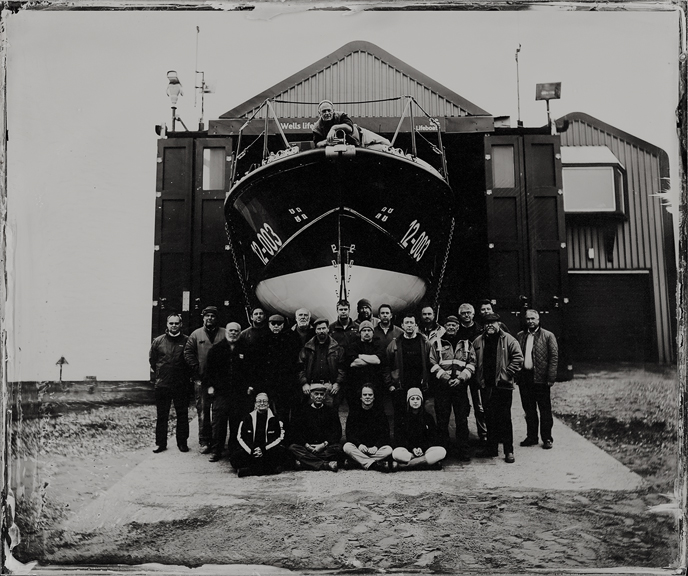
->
[62, 387, 642, 533]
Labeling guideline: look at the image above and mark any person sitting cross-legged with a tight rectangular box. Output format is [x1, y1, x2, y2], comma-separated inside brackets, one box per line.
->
[343, 385, 393, 471]
[288, 383, 343, 471]
[392, 388, 446, 471]
[230, 392, 286, 478]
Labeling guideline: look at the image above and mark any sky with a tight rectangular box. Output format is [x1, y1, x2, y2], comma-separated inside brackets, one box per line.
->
[5, 7, 681, 381]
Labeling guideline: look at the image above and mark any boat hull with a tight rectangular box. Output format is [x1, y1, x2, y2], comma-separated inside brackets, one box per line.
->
[225, 146, 454, 318]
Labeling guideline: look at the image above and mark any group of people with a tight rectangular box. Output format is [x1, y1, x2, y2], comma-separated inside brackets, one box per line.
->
[149, 298, 559, 477]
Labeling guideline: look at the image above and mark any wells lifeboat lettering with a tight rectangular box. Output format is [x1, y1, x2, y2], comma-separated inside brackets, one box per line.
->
[400, 219, 431, 262]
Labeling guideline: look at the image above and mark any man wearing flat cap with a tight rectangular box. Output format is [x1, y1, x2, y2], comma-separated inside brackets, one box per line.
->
[429, 315, 476, 461]
[344, 320, 385, 408]
[262, 314, 302, 426]
[312, 100, 360, 148]
[298, 317, 345, 410]
[184, 306, 226, 450]
[473, 313, 523, 464]
[288, 383, 343, 471]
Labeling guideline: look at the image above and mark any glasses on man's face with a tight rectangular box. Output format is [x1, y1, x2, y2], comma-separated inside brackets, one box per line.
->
[269, 322, 283, 326]
[459, 311, 472, 316]
[255, 400, 269, 405]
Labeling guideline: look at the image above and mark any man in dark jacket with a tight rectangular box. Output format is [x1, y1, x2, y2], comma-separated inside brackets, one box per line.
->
[184, 306, 226, 451]
[292, 308, 315, 347]
[299, 318, 345, 409]
[354, 298, 379, 329]
[384, 314, 431, 440]
[344, 320, 385, 407]
[312, 100, 360, 147]
[240, 306, 270, 387]
[288, 383, 343, 471]
[373, 304, 404, 351]
[230, 393, 286, 477]
[329, 300, 358, 347]
[262, 314, 302, 426]
[516, 309, 559, 450]
[473, 313, 523, 464]
[150, 314, 191, 453]
[343, 385, 392, 470]
[204, 322, 253, 462]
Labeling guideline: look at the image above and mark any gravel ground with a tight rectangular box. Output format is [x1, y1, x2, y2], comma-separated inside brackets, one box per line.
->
[8, 362, 681, 570]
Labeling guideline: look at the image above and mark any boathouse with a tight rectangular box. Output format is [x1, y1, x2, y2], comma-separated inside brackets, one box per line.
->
[154, 41, 675, 366]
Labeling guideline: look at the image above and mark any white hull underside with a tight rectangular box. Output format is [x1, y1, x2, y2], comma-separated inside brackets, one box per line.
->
[255, 266, 427, 321]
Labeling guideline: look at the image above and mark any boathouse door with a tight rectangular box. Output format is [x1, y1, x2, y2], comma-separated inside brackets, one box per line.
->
[153, 137, 234, 338]
[483, 133, 570, 376]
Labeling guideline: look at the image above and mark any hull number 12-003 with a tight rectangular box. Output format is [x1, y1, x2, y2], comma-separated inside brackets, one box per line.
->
[251, 223, 283, 265]
[400, 219, 431, 261]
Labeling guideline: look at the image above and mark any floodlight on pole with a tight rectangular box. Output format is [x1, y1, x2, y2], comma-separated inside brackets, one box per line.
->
[166, 70, 183, 132]
[535, 82, 561, 134]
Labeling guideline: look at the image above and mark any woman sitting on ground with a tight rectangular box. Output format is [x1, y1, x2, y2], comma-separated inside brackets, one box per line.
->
[392, 388, 446, 470]
[343, 385, 393, 471]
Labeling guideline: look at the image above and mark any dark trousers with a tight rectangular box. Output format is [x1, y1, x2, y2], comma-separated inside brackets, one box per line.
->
[194, 380, 212, 446]
[519, 370, 554, 442]
[230, 445, 286, 474]
[210, 395, 246, 457]
[155, 387, 189, 448]
[482, 386, 513, 454]
[469, 380, 487, 440]
[288, 443, 343, 470]
[434, 381, 470, 454]
[391, 388, 409, 441]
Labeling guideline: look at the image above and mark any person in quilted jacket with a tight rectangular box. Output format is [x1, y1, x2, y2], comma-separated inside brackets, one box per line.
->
[516, 309, 559, 450]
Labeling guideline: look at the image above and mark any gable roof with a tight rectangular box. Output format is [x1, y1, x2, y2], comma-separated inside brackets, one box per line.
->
[220, 40, 490, 119]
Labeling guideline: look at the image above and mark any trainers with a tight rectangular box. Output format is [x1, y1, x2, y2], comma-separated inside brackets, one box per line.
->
[153, 446, 167, 454]
[326, 461, 338, 472]
[519, 438, 538, 447]
[504, 453, 515, 464]
[542, 440, 553, 450]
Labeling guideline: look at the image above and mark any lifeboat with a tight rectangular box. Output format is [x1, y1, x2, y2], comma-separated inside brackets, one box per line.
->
[224, 102, 455, 321]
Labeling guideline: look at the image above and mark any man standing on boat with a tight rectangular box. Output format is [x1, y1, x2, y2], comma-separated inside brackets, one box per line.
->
[312, 100, 360, 147]
[184, 306, 226, 452]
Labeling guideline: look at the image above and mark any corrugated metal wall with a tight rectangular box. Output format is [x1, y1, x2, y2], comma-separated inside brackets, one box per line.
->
[246, 50, 469, 119]
[560, 116, 675, 363]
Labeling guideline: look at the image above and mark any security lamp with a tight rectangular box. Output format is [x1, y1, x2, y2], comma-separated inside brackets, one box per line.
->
[535, 82, 561, 133]
[167, 70, 183, 105]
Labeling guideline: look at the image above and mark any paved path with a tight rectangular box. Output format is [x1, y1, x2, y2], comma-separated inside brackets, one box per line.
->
[62, 388, 642, 534]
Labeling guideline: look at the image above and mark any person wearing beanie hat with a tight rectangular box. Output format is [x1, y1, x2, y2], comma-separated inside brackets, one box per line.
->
[312, 100, 360, 148]
[473, 312, 524, 464]
[344, 320, 385, 408]
[354, 298, 380, 330]
[392, 388, 446, 470]
[343, 385, 393, 471]
[429, 316, 477, 461]
[184, 305, 227, 450]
